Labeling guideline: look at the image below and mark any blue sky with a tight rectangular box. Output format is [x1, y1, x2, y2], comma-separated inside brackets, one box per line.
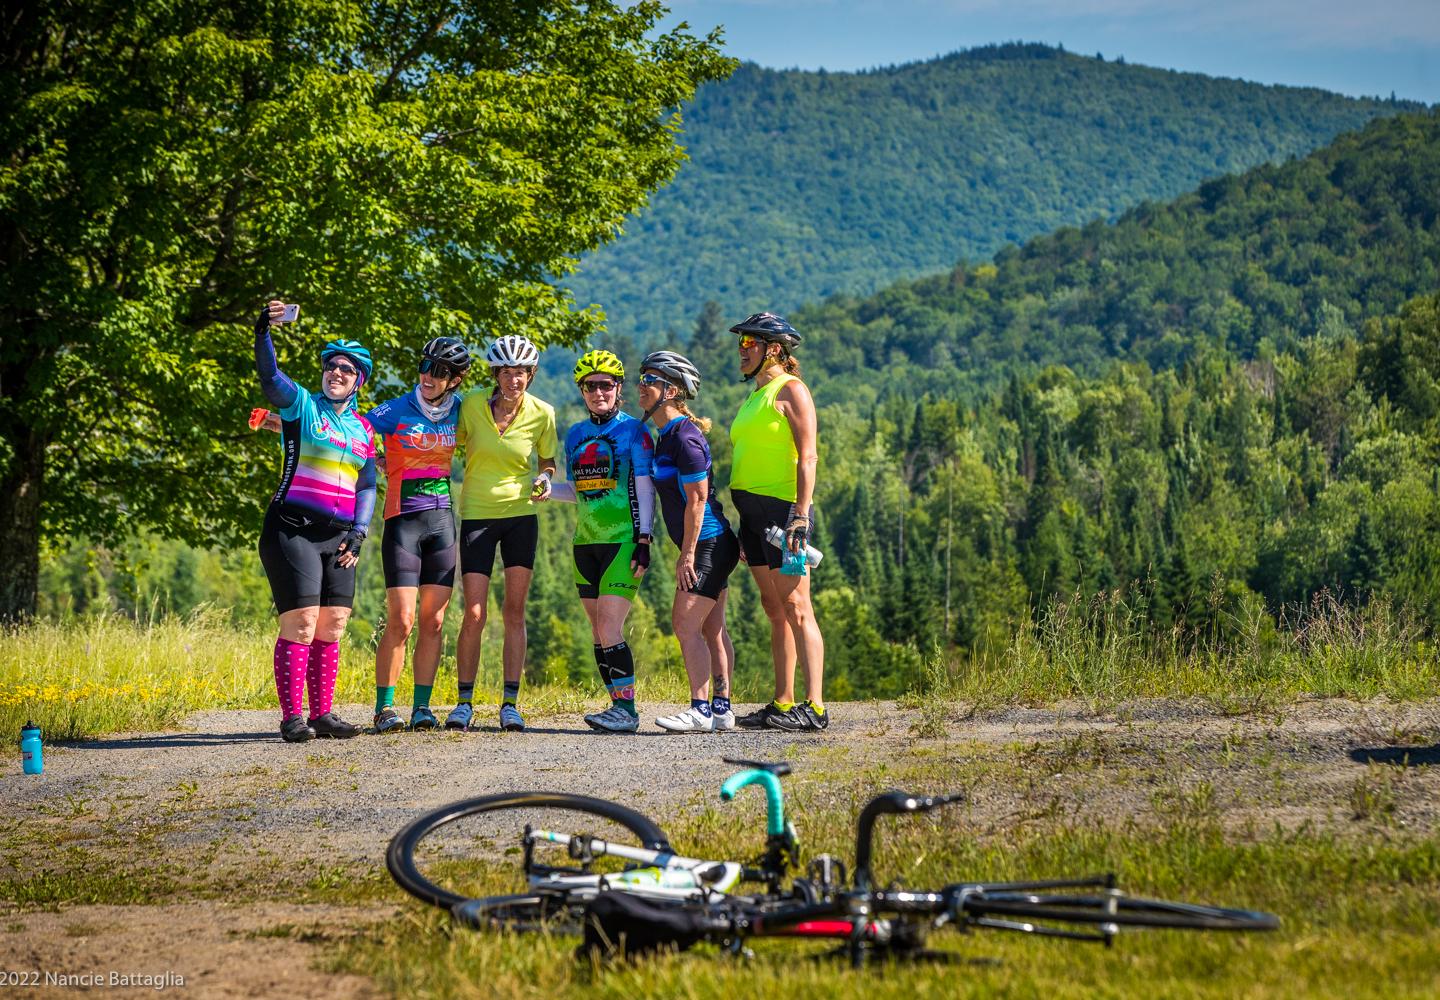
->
[663, 1, 1439, 103]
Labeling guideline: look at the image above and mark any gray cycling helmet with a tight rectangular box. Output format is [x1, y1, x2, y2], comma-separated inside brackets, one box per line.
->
[639, 350, 701, 399]
[485, 334, 540, 369]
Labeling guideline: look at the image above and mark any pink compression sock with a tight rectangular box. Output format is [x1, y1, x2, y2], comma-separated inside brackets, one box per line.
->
[273, 638, 310, 720]
[306, 639, 340, 720]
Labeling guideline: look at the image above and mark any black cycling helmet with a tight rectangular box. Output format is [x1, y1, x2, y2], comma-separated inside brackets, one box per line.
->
[729, 312, 802, 348]
[731, 312, 800, 381]
[420, 336, 472, 375]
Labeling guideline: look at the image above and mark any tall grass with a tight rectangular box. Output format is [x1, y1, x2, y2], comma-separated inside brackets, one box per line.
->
[927, 589, 1437, 705]
[1, 608, 695, 741]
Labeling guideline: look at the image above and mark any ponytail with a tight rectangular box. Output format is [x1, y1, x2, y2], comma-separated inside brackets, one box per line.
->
[675, 401, 712, 434]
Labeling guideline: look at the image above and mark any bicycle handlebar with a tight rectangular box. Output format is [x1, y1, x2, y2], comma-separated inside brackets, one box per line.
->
[720, 769, 786, 836]
[853, 790, 965, 892]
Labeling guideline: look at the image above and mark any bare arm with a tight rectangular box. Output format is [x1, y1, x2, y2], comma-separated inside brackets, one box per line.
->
[777, 379, 818, 551]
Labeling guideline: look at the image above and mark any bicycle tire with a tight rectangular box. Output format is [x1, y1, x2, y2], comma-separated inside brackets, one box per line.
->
[387, 791, 674, 913]
[959, 891, 1279, 931]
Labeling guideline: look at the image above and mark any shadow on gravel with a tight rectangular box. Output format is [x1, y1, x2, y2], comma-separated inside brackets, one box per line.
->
[1348, 745, 1440, 767]
[66, 731, 278, 750]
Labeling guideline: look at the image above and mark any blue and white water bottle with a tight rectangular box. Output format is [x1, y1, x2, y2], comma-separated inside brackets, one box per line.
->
[764, 524, 823, 576]
[20, 721, 42, 775]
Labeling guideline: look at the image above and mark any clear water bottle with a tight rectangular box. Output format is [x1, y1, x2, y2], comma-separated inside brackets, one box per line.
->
[764, 525, 823, 569]
[20, 721, 42, 775]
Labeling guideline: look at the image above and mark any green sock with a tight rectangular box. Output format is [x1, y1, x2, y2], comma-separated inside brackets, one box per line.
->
[375, 686, 395, 715]
[775, 700, 796, 712]
[413, 684, 433, 710]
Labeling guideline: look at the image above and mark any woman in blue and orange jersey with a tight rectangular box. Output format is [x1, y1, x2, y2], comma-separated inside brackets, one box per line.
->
[253, 299, 377, 743]
[364, 337, 470, 734]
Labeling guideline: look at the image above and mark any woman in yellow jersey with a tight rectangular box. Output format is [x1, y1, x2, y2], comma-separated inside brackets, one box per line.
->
[727, 313, 828, 732]
[449, 335, 558, 733]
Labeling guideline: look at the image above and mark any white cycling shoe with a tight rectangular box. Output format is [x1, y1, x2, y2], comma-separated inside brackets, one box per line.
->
[584, 705, 639, 734]
[656, 706, 716, 733]
[711, 707, 736, 731]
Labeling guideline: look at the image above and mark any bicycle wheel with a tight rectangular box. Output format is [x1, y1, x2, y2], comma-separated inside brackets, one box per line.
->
[957, 887, 1279, 932]
[387, 791, 674, 914]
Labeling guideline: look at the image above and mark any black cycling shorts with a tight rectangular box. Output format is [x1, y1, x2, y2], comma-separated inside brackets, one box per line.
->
[381, 508, 457, 589]
[682, 530, 740, 600]
[459, 515, 539, 577]
[258, 505, 356, 614]
[731, 489, 802, 571]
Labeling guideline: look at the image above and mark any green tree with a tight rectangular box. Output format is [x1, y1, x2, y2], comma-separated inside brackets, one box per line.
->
[1, 1, 733, 619]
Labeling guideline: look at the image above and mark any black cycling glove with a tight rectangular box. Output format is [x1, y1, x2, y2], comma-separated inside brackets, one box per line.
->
[338, 529, 366, 561]
[254, 305, 272, 338]
[785, 513, 811, 552]
[633, 539, 651, 570]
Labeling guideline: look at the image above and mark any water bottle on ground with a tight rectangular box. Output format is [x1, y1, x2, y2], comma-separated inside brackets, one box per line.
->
[764, 525, 823, 576]
[20, 721, 42, 775]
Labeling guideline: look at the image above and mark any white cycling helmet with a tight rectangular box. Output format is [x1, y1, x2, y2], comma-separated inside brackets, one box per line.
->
[485, 335, 540, 369]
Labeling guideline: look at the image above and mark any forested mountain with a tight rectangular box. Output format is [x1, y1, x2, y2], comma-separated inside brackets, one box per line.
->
[568, 43, 1418, 340]
[791, 107, 1440, 403]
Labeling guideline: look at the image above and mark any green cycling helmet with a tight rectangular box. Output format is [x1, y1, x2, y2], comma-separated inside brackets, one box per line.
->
[320, 339, 373, 384]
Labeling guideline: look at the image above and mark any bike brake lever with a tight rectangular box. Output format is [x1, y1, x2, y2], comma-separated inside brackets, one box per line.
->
[722, 757, 793, 777]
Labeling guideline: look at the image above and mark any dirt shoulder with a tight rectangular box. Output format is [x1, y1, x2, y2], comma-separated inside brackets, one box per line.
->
[2, 698, 1436, 997]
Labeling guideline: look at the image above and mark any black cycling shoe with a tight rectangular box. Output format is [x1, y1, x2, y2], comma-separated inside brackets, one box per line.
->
[765, 702, 829, 732]
[736, 702, 784, 730]
[309, 711, 362, 739]
[280, 714, 316, 743]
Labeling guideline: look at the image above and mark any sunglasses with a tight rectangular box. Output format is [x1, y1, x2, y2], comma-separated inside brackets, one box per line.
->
[418, 359, 459, 380]
[324, 360, 360, 377]
[579, 379, 619, 394]
[638, 373, 671, 388]
[738, 334, 763, 350]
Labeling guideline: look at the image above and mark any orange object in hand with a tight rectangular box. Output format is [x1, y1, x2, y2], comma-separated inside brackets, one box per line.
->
[248, 407, 270, 430]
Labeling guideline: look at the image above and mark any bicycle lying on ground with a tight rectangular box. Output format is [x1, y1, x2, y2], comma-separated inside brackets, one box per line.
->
[386, 759, 1279, 965]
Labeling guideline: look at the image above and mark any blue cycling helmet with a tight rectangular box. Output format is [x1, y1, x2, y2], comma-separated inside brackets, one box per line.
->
[320, 339, 372, 385]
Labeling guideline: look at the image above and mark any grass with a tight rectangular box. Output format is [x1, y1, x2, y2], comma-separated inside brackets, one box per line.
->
[0, 610, 697, 741]
[917, 589, 1438, 707]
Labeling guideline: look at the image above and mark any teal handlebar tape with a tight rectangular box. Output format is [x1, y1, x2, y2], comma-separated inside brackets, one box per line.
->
[720, 769, 785, 836]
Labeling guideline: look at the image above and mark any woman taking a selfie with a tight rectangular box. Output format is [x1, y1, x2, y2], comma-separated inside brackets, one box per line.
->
[253, 299, 376, 743]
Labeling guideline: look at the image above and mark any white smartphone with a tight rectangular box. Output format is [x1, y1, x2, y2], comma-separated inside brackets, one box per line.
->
[278, 303, 300, 323]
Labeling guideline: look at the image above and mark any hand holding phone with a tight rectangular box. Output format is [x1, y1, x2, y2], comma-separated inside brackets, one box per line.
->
[278, 303, 300, 323]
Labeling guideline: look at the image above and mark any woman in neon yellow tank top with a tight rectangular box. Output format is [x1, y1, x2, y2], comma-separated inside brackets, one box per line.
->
[727, 312, 827, 733]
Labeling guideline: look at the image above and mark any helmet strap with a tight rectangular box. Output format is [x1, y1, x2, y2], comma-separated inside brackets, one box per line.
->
[742, 346, 778, 383]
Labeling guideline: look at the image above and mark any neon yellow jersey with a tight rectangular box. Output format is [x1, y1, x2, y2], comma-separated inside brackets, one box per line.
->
[729, 372, 800, 502]
[456, 392, 558, 519]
